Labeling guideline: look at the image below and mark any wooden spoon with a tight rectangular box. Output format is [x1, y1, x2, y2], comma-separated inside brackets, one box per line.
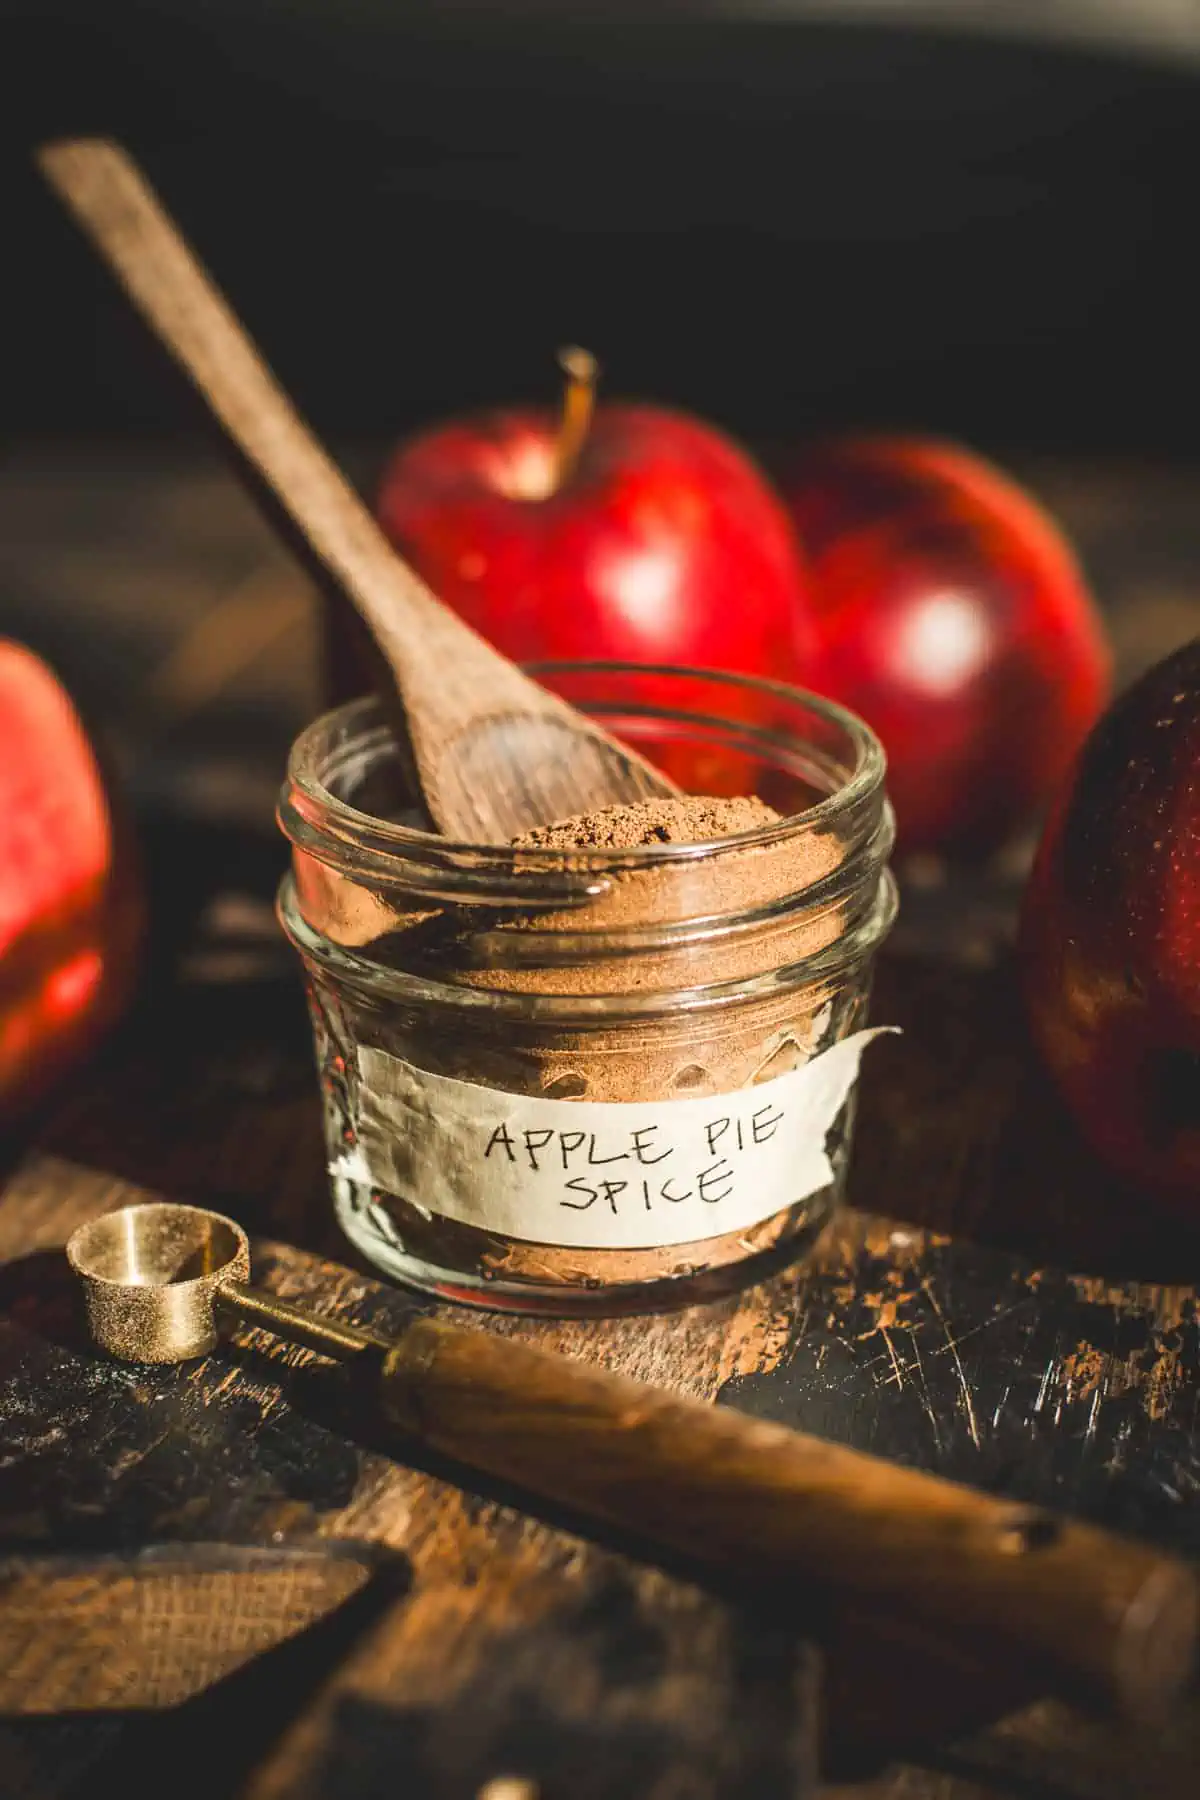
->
[37, 138, 676, 842]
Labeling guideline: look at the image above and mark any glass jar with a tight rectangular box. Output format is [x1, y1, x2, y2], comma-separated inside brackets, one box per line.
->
[277, 664, 896, 1316]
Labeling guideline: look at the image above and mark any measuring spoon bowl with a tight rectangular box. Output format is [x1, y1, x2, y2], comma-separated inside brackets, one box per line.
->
[66, 1202, 250, 1363]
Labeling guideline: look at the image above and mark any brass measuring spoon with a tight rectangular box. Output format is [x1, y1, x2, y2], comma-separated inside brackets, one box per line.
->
[66, 1199, 1198, 1725]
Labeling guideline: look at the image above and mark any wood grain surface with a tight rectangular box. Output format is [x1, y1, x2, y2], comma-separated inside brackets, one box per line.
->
[0, 1544, 388, 1714]
[1, 453, 1200, 1799]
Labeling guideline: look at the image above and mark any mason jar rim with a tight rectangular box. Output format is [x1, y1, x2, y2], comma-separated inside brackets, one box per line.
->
[276, 865, 898, 1023]
[280, 661, 887, 879]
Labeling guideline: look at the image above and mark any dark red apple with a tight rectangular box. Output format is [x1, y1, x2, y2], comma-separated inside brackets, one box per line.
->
[0, 640, 141, 1121]
[1019, 637, 1200, 1211]
[781, 437, 1111, 854]
[372, 352, 818, 785]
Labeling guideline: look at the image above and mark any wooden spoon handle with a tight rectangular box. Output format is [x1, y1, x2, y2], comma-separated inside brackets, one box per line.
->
[38, 138, 679, 839]
[35, 138, 454, 676]
[382, 1318, 1197, 1723]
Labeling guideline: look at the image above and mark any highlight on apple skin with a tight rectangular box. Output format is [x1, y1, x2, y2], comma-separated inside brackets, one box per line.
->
[0, 639, 142, 1121]
[780, 437, 1112, 855]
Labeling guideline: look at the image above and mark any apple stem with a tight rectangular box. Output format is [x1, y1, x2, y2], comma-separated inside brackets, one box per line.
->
[553, 346, 599, 491]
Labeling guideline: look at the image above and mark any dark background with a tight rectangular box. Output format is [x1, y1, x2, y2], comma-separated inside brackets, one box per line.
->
[2, 3, 1200, 457]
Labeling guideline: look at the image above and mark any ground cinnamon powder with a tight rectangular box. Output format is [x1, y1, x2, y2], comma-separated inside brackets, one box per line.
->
[363, 793, 853, 1297]
[515, 795, 781, 850]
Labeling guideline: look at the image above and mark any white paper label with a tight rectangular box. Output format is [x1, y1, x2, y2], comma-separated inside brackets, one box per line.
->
[349, 1028, 893, 1250]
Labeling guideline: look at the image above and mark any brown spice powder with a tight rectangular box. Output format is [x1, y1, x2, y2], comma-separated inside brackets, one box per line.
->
[514, 795, 782, 850]
[363, 794, 853, 1295]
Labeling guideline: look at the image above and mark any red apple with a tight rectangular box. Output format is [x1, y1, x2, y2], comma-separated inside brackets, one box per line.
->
[781, 437, 1111, 854]
[1019, 638, 1200, 1212]
[0, 640, 141, 1121]
[372, 352, 818, 789]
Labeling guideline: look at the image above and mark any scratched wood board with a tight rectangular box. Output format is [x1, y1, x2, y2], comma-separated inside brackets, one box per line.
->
[2, 949, 1200, 1799]
[0, 1152, 828, 1800]
[1, 1144, 1199, 1800]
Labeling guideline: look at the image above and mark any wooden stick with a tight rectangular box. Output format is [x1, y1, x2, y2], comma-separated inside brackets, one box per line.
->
[36, 138, 675, 840]
[380, 1318, 1198, 1725]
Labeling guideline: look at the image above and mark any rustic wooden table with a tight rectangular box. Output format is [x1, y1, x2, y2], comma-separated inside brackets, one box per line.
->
[1, 452, 1199, 1799]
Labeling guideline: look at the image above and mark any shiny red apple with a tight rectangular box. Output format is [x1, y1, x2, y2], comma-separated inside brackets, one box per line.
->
[372, 352, 818, 762]
[1019, 638, 1200, 1212]
[781, 437, 1111, 854]
[0, 640, 141, 1121]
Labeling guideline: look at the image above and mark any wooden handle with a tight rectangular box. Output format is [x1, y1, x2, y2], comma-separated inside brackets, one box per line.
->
[34, 138, 480, 683]
[382, 1319, 1197, 1723]
[37, 139, 676, 839]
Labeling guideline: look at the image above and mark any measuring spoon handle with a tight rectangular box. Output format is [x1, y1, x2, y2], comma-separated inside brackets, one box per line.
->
[380, 1316, 1196, 1724]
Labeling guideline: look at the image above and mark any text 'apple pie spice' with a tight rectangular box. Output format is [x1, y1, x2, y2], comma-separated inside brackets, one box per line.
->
[278, 677, 897, 1314]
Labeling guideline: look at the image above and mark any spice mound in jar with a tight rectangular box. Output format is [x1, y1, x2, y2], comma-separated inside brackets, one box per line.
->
[360, 789, 854, 1297]
[514, 794, 780, 850]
